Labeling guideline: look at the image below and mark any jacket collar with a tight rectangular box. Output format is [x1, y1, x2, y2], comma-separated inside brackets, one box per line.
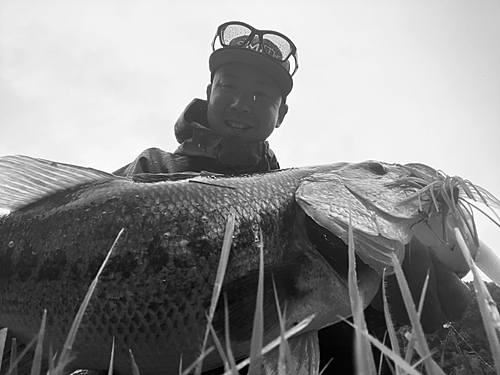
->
[173, 99, 273, 168]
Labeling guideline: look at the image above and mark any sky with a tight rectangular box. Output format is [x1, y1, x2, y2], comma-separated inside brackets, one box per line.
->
[1, 0, 499, 277]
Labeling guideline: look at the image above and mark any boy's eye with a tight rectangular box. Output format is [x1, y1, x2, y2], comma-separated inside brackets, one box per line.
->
[255, 91, 275, 102]
[219, 83, 234, 90]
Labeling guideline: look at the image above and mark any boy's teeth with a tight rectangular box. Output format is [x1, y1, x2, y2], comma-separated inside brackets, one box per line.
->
[227, 121, 250, 130]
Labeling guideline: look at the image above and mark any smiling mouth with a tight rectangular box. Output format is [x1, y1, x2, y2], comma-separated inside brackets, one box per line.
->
[225, 120, 253, 131]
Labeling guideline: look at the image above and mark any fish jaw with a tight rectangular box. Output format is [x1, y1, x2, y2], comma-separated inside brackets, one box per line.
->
[294, 259, 381, 333]
[285, 218, 382, 334]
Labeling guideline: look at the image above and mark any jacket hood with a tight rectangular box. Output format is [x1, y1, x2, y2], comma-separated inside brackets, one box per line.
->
[173, 99, 279, 170]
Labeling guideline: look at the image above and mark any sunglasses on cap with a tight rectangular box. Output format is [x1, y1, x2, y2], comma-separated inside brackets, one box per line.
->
[211, 21, 299, 77]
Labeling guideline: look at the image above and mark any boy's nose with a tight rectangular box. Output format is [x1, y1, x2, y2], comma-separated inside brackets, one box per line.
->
[229, 92, 252, 113]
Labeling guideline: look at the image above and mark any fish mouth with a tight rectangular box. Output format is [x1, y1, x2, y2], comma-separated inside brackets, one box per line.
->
[224, 120, 253, 131]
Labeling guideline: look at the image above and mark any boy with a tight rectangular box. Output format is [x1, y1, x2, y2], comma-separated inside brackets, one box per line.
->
[114, 21, 298, 176]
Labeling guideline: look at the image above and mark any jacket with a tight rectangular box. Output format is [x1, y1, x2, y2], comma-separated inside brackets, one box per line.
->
[113, 99, 280, 176]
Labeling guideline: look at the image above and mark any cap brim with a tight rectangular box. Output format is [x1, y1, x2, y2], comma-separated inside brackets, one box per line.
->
[209, 48, 293, 96]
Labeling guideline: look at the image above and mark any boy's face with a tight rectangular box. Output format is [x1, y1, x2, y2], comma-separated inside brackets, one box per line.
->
[206, 63, 288, 143]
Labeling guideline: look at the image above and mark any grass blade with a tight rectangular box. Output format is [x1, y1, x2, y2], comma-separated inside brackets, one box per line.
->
[107, 337, 115, 375]
[0, 327, 8, 374]
[347, 207, 376, 375]
[223, 295, 238, 375]
[47, 345, 55, 375]
[247, 233, 265, 375]
[389, 252, 445, 375]
[416, 272, 430, 319]
[207, 208, 236, 320]
[5, 334, 37, 375]
[180, 347, 215, 375]
[403, 270, 430, 368]
[222, 314, 314, 375]
[319, 358, 333, 375]
[129, 349, 141, 375]
[30, 309, 47, 375]
[205, 311, 229, 370]
[403, 328, 416, 365]
[8, 338, 17, 375]
[381, 271, 403, 375]
[197, 208, 235, 375]
[345, 320, 423, 375]
[54, 228, 124, 373]
[272, 280, 295, 375]
[455, 227, 500, 374]
[475, 239, 500, 287]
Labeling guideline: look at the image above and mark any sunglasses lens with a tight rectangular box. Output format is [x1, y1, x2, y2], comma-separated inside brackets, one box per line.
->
[221, 24, 252, 46]
[215, 22, 298, 78]
[262, 34, 292, 61]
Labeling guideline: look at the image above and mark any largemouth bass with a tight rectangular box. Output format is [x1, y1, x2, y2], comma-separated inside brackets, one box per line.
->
[0, 155, 497, 374]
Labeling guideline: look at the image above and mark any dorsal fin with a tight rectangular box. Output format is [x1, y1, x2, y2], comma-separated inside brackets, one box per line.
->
[0, 155, 118, 213]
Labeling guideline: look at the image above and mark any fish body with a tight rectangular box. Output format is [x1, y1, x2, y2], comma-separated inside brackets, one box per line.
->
[1, 156, 488, 374]
[0, 157, 388, 374]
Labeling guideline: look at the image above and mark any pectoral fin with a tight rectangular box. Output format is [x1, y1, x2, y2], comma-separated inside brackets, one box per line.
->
[262, 330, 320, 375]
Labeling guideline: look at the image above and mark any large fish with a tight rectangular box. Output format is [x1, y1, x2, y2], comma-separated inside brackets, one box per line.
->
[0, 155, 497, 374]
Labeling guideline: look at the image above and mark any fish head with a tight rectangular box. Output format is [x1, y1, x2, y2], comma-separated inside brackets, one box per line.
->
[292, 161, 484, 335]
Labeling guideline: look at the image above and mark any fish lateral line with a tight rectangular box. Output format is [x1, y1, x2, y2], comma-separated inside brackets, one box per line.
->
[188, 180, 237, 190]
[131, 171, 202, 182]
